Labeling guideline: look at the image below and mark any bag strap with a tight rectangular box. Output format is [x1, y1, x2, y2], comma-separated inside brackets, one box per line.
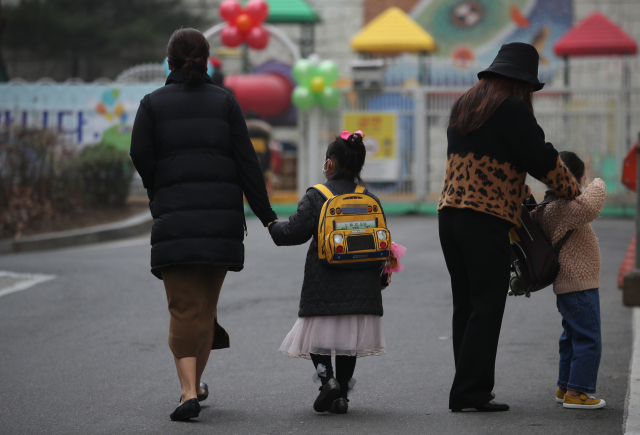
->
[310, 184, 335, 200]
[354, 184, 367, 194]
[525, 191, 561, 209]
[553, 229, 575, 251]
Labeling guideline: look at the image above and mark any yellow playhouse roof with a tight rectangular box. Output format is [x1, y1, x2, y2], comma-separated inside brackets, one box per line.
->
[350, 7, 436, 53]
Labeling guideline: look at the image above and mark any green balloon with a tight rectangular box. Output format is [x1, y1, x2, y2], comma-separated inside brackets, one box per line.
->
[292, 59, 314, 86]
[292, 86, 315, 110]
[316, 60, 339, 84]
[319, 86, 340, 110]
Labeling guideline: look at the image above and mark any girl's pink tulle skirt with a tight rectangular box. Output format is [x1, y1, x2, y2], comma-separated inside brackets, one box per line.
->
[279, 315, 387, 359]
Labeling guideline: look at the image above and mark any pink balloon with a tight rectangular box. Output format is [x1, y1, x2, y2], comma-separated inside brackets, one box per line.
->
[246, 26, 269, 50]
[245, 0, 269, 24]
[221, 26, 244, 47]
[219, 0, 242, 23]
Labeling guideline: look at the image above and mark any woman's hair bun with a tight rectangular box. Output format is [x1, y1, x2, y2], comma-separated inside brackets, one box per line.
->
[167, 28, 210, 86]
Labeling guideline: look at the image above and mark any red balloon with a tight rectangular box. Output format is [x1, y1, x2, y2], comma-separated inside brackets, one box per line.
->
[235, 13, 254, 33]
[221, 26, 244, 47]
[225, 73, 292, 117]
[245, 0, 269, 24]
[246, 26, 269, 50]
[219, 0, 242, 23]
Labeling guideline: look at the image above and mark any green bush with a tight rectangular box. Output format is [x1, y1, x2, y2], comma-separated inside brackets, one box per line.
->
[0, 128, 81, 238]
[74, 143, 134, 207]
[0, 131, 135, 239]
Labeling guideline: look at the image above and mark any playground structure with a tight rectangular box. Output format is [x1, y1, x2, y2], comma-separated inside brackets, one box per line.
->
[1, 3, 639, 211]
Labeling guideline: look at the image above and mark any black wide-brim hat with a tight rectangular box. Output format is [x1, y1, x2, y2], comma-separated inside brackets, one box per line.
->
[478, 42, 544, 91]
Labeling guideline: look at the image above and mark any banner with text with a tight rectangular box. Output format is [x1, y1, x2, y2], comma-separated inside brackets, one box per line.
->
[0, 84, 162, 149]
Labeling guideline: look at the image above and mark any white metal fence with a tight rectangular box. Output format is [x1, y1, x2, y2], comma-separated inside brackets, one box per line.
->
[302, 85, 640, 206]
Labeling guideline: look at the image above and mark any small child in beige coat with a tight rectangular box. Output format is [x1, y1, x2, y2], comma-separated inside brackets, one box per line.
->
[531, 151, 607, 410]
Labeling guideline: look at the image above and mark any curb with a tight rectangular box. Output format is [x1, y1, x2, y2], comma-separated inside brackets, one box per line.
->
[247, 202, 637, 219]
[0, 211, 153, 256]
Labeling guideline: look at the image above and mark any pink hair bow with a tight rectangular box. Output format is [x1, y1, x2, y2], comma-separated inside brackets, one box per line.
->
[340, 130, 365, 141]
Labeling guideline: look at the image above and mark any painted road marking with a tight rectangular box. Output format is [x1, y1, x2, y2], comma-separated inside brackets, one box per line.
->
[0, 271, 56, 298]
[626, 308, 640, 434]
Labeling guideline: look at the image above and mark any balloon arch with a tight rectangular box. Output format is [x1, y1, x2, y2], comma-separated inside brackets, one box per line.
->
[202, 22, 301, 61]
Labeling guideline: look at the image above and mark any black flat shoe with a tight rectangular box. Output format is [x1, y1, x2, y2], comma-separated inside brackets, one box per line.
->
[197, 383, 209, 402]
[170, 398, 200, 421]
[475, 401, 510, 412]
[178, 383, 209, 403]
[328, 397, 349, 414]
[313, 379, 341, 413]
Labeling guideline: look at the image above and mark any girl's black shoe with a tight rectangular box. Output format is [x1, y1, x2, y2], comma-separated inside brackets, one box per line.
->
[197, 383, 209, 402]
[313, 378, 341, 412]
[170, 398, 201, 421]
[328, 397, 349, 414]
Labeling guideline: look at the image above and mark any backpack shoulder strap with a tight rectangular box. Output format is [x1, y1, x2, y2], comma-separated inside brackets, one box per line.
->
[553, 229, 575, 251]
[354, 184, 367, 194]
[309, 184, 335, 200]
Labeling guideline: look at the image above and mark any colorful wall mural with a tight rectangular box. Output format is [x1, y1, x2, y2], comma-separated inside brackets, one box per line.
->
[381, 0, 572, 86]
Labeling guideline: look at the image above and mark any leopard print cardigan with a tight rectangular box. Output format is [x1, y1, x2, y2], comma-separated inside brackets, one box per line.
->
[438, 153, 581, 226]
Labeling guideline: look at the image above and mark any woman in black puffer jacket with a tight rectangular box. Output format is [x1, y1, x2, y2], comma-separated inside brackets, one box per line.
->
[130, 28, 277, 422]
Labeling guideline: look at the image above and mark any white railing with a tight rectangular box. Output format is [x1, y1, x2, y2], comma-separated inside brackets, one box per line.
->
[302, 85, 639, 205]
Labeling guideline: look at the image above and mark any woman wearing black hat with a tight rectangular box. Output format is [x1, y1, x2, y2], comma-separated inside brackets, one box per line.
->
[437, 42, 581, 412]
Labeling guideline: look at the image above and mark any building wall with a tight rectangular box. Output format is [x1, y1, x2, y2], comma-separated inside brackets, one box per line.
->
[363, 0, 419, 24]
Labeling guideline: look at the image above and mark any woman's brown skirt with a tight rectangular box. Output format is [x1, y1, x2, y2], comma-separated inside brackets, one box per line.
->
[162, 264, 230, 359]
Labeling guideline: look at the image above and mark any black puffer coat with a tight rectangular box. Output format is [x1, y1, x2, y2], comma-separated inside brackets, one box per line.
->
[269, 179, 384, 317]
[130, 70, 277, 279]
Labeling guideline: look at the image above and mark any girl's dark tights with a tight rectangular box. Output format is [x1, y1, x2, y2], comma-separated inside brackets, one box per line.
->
[310, 354, 357, 398]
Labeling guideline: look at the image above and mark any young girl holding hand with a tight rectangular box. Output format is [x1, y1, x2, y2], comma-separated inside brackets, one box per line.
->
[268, 131, 388, 414]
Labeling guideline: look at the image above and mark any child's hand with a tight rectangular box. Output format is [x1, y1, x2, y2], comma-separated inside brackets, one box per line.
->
[380, 273, 390, 290]
[267, 219, 279, 229]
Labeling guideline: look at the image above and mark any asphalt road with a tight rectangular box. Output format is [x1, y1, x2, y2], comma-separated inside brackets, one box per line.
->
[0, 216, 634, 435]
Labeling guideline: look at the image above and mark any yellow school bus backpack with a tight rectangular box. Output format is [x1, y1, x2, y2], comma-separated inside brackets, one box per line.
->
[312, 183, 391, 269]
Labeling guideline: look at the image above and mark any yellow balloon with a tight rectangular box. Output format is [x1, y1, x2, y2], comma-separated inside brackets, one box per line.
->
[310, 76, 325, 94]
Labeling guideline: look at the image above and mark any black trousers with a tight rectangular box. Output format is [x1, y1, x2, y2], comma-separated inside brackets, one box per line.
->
[438, 207, 511, 409]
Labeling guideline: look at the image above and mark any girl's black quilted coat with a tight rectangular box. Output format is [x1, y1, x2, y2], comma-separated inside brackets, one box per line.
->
[269, 179, 384, 317]
[130, 70, 277, 279]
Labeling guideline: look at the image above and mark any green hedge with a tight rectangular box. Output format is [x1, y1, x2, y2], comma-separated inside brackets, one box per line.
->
[74, 143, 134, 207]
[0, 130, 134, 238]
